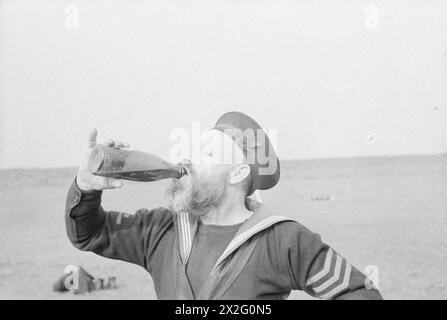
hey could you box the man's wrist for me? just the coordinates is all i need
[67,176,103,219]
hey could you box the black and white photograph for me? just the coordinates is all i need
[0,0,446,303]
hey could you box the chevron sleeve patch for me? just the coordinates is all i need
[282,222,380,299]
[305,249,353,300]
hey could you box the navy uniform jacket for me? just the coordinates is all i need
[65,179,383,300]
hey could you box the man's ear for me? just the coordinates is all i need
[228,164,251,185]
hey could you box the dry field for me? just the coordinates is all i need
[1,155,446,299]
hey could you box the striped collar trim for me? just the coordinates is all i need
[176,211,292,267]
[213,215,291,268]
[177,211,195,264]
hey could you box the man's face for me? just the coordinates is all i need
[166,129,245,216]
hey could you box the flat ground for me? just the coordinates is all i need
[1,155,446,299]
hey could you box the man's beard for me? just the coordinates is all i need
[165,171,227,217]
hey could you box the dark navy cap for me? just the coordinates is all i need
[213,111,280,195]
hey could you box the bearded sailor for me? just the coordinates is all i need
[65,111,383,300]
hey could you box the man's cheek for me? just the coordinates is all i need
[189,166,206,181]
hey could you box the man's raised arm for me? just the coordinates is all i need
[65,129,172,268]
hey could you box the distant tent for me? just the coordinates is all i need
[52,265,95,294]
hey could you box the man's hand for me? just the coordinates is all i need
[76,129,130,192]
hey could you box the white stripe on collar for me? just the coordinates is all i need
[177,211,193,264]
[177,212,292,268]
[214,215,291,268]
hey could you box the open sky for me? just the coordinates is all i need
[1,0,446,168]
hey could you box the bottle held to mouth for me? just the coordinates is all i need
[88,145,186,182]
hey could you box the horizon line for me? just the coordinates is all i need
[1,152,446,171]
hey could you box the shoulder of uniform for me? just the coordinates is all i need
[270,219,310,237]
[267,219,322,250]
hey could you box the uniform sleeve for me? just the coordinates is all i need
[65,178,173,268]
[282,223,383,300]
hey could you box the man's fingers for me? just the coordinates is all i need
[109,179,123,189]
[88,129,98,149]
[104,139,116,147]
[102,178,123,189]
[103,139,129,148]
[88,131,130,150]
[115,140,130,148]
[93,177,123,190]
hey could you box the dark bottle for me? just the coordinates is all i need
[88,145,186,182]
